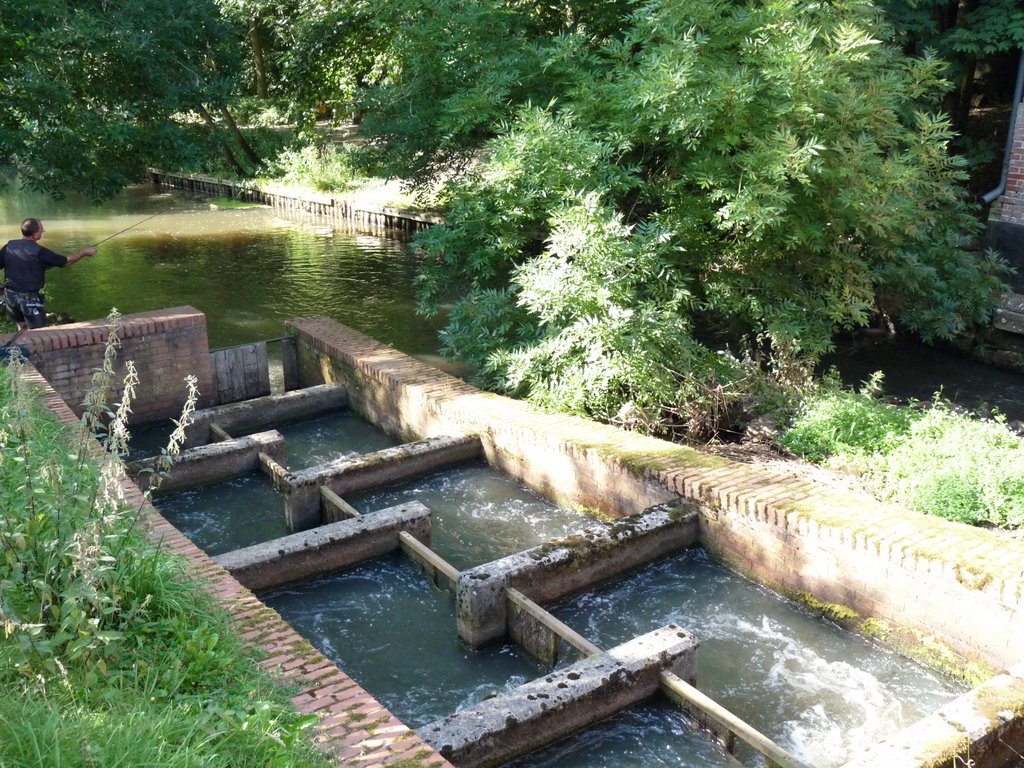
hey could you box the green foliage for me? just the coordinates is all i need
[780,375,919,463]
[408,0,1006,436]
[263,141,358,192]
[868,404,1024,527]
[0,0,247,199]
[782,379,1024,528]
[0,327,329,768]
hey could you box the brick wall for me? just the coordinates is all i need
[19,358,453,768]
[288,316,1024,675]
[1002,107,1024,225]
[2,306,216,423]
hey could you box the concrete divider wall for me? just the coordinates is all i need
[0,306,216,422]
[214,501,433,591]
[185,383,349,447]
[131,430,287,494]
[455,503,700,647]
[419,625,699,768]
[286,317,1024,674]
[17,358,454,768]
[281,434,483,530]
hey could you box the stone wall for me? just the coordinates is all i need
[1,306,216,422]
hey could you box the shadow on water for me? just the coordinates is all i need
[823,334,1024,421]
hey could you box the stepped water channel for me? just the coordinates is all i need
[142,403,964,768]
[5,180,1012,766]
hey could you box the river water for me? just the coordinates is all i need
[156,411,965,768]
[0,181,442,356]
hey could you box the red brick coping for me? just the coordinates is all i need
[19,361,453,768]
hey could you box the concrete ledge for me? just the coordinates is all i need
[130,429,286,494]
[418,624,698,768]
[841,663,1024,768]
[185,383,350,447]
[282,434,483,530]
[456,502,700,647]
[214,501,432,591]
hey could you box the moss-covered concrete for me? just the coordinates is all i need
[288,316,1024,768]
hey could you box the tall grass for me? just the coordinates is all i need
[0,317,329,768]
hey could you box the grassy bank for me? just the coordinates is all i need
[0,339,331,768]
[780,374,1024,529]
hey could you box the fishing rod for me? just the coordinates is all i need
[91,213,161,247]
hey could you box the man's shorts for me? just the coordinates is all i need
[3,288,47,329]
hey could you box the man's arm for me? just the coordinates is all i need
[65,247,97,265]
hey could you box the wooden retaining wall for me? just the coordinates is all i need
[147,169,443,236]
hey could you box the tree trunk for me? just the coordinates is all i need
[198,103,247,177]
[219,106,262,167]
[249,19,268,99]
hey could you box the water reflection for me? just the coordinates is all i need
[0,183,442,353]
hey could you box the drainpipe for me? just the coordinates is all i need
[981,49,1024,205]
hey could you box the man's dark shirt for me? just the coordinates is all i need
[0,238,67,293]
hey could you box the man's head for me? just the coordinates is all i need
[21,218,43,240]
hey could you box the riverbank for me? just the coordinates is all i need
[0,356,333,768]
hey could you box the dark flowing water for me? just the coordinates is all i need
[823,335,1024,421]
[156,413,966,767]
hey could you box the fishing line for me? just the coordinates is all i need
[91,213,161,247]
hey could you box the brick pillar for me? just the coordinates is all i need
[1002,106,1024,225]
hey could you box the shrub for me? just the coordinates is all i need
[264,141,357,192]
[779,375,917,463]
[868,404,1024,527]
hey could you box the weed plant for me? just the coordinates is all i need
[0,317,329,768]
[780,374,1024,528]
[263,141,358,192]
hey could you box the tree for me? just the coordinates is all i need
[0,0,246,199]
[278,0,396,127]
[410,0,1007,437]
[880,0,1024,134]
[354,0,638,181]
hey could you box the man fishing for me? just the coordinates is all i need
[1,218,97,329]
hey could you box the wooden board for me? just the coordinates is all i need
[211,342,270,404]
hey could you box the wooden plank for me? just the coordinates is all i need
[211,343,270,404]
[399,531,460,589]
[210,423,232,442]
[259,451,289,488]
[281,337,300,392]
[659,671,810,768]
[320,486,361,521]
[506,587,602,658]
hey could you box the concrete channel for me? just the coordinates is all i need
[126,376,808,768]
[13,307,1024,768]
